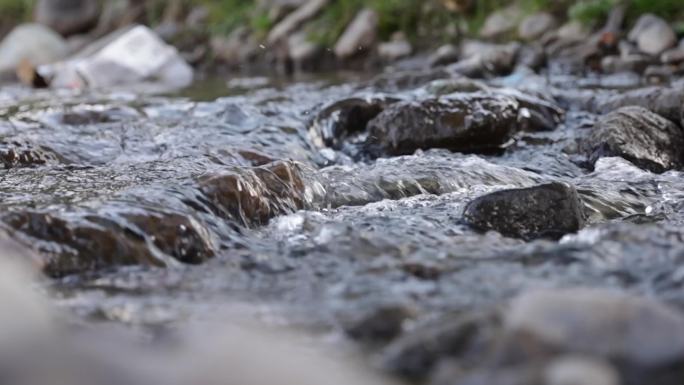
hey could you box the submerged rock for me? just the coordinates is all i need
[582,106,684,173]
[506,289,684,372]
[198,161,324,227]
[365,93,519,156]
[309,95,397,150]
[463,182,584,240]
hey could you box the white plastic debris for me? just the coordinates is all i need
[38,25,193,90]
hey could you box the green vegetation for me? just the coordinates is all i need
[0,0,682,43]
[0,0,34,21]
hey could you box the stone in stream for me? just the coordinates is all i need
[0,140,63,169]
[309,95,399,149]
[34,0,100,37]
[595,86,684,126]
[628,14,677,56]
[198,160,325,227]
[463,182,584,240]
[582,106,684,173]
[3,208,215,277]
[365,93,519,156]
[505,289,684,377]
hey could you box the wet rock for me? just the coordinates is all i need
[35,0,100,37]
[198,161,324,227]
[267,0,329,44]
[309,95,397,150]
[496,88,564,132]
[0,140,62,169]
[506,289,684,370]
[595,86,684,125]
[463,182,583,240]
[334,8,378,59]
[0,24,68,76]
[365,93,519,156]
[480,6,522,39]
[628,14,677,56]
[582,106,684,173]
[123,211,215,265]
[4,212,168,277]
[518,12,557,41]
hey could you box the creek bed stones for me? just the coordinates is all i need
[582,106,684,173]
[463,182,584,240]
[365,93,520,156]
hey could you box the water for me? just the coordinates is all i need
[2,69,684,382]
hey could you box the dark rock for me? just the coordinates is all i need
[3,208,215,277]
[0,140,62,169]
[463,182,583,240]
[582,106,684,173]
[365,93,519,156]
[309,95,398,150]
[34,0,100,37]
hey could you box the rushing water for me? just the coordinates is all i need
[2,68,684,383]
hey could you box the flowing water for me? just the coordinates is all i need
[2,68,684,382]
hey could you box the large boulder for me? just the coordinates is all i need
[0,23,68,75]
[463,182,584,240]
[595,86,684,126]
[34,0,100,37]
[628,14,677,56]
[365,93,519,156]
[582,106,684,173]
